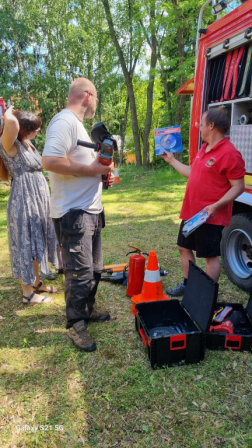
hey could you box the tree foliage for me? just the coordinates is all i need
[0,0,233,159]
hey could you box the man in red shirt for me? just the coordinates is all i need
[161,107,245,296]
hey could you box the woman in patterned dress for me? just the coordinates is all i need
[0,107,57,303]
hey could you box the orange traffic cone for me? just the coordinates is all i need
[114,163,120,184]
[131,250,169,315]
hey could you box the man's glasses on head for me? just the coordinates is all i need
[84,91,99,103]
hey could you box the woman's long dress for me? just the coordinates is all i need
[0,139,57,285]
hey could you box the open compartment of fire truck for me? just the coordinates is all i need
[207,42,252,172]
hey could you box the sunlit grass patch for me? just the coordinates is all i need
[0,170,252,447]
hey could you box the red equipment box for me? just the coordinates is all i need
[135,262,218,368]
[206,295,252,351]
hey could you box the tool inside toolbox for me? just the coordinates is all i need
[210,305,252,335]
[140,300,200,337]
[148,323,187,337]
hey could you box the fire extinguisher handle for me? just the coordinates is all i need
[126,245,143,256]
[126,245,149,257]
[126,250,138,256]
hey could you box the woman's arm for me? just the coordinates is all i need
[160,150,191,178]
[204,178,245,218]
[1,107,19,152]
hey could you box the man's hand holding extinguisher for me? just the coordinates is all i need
[107,170,115,188]
[77,122,118,189]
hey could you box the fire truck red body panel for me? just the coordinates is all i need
[190,1,252,164]
[181,2,252,292]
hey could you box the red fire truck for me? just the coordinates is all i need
[177,0,252,291]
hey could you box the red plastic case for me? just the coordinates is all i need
[135,262,218,368]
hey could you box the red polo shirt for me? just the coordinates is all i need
[180,138,245,227]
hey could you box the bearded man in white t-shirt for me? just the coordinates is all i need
[42,78,114,352]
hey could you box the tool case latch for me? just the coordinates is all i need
[170,334,187,351]
[225,335,242,350]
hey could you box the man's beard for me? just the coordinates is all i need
[83,105,96,119]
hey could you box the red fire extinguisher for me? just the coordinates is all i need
[126,246,148,298]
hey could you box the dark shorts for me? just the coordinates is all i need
[177,220,224,258]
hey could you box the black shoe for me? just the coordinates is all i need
[89,309,110,322]
[68,320,96,351]
[46,271,56,280]
[166,283,186,297]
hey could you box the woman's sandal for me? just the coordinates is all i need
[23,291,52,304]
[33,281,57,294]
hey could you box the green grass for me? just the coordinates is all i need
[0,167,252,448]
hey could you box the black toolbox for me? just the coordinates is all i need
[206,293,252,351]
[135,262,218,368]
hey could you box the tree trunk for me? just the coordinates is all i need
[175,25,185,125]
[172,0,185,161]
[142,1,158,168]
[102,0,142,166]
[96,43,102,122]
[172,1,185,126]
[143,53,158,168]
[13,37,28,100]
[120,95,129,165]
[174,27,185,162]
[142,17,171,131]
[161,72,172,126]
[8,0,27,99]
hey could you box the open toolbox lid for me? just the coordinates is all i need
[246,291,252,322]
[182,261,219,333]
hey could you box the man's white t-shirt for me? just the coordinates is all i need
[43,109,103,219]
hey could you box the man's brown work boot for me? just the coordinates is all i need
[89,309,110,322]
[68,320,96,351]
